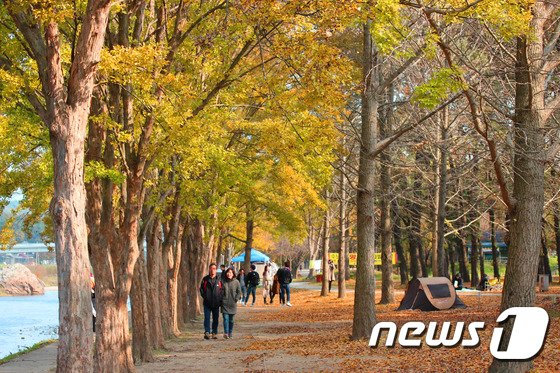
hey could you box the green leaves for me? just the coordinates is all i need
[411,67,467,109]
[84,161,125,185]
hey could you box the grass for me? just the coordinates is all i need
[0,339,56,365]
[26,264,58,287]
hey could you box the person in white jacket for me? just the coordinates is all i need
[262,264,273,305]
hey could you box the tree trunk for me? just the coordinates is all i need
[470,230,480,288]
[479,233,485,279]
[92,189,141,372]
[338,165,348,298]
[146,219,164,349]
[489,207,501,279]
[352,21,377,339]
[447,238,456,278]
[130,252,154,363]
[168,223,184,335]
[436,108,449,277]
[185,218,204,321]
[161,195,182,336]
[392,203,408,284]
[407,217,421,279]
[158,223,172,339]
[7,2,113,370]
[379,82,394,303]
[540,221,552,282]
[412,152,427,277]
[50,114,95,373]
[243,208,254,273]
[94,296,135,372]
[555,199,560,283]
[321,199,331,296]
[455,234,470,282]
[490,22,547,371]
[430,160,440,276]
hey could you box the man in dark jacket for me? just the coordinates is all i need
[277,261,293,307]
[243,264,260,307]
[200,263,223,339]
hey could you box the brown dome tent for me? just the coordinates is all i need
[397,277,467,311]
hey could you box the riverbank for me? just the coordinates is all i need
[0,290,58,360]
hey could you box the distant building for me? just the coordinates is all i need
[0,242,55,265]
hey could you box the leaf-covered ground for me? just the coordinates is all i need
[139,285,560,372]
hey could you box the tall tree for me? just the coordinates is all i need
[352,20,378,339]
[2,1,113,371]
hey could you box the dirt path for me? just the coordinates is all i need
[138,302,345,372]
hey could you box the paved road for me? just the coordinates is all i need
[0,342,56,373]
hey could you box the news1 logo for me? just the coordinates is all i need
[369,307,549,360]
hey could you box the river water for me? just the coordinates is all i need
[0,290,58,359]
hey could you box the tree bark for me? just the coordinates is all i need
[146,219,164,349]
[338,166,348,298]
[379,83,394,303]
[167,221,184,335]
[185,217,204,321]
[321,197,331,296]
[8,1,113,371]
[554,199,560,283]
[352,21,377,339]
[392,202,408,284]
[539,220,552,282]
[413,152,428,277]
[489,207,501,279]
[470,229,480,288]
[447,238,456,278]
[436,108,449,277]
[490,9,548,367]
[455,234,470,282]
[243,207,254,273]
[130,251,154,363]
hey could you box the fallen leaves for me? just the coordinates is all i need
[237,288,560,372]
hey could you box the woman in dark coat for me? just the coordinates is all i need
[269,273,281,304]
[222,267,241,339]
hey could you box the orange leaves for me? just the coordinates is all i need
[238,289,560,371]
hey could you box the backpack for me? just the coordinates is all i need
[280,268,292,285]
[248,271,260,286]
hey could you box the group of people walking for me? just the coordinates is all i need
[237,262,293,307]
[199,261,293,340]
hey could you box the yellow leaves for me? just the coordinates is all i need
[0,215,17,249]
[99,44,167,89]
[451,0,534,39]
[6,0,76,24]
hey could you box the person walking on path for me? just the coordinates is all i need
[328,259,336,292]
[237,268,247,305]
[244,264,260,306]
[221,268,241,339]
[220,264,227,281]
[200,263,224,339]
[277,261,293,307]
[262,264,273,304]
[270,272,280,304]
